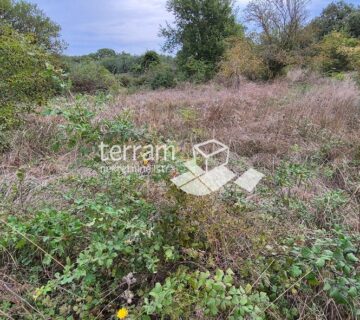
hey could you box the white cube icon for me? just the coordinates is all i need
[193,139,229,172]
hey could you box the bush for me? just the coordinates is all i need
[0,25,63,129]
[312,31,360,75]
[101,53,139,74]
[219,37,269,85]
[69,61,119,94]
[147,64,176,90]
[140,50,160,72]
[116,73,136,88]
[182,57,212,83]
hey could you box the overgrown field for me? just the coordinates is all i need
[1,74,360,319]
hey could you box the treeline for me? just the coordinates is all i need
[63,49,177,93]
[1,0,360,130]
[160,0,360,83]
[219,0,360,83]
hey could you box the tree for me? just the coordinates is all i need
[244,0,310,75]
[346,10,360,38]
[160,0,242,79]
[311,1,355,39]
[310,0,360,39]
[0,25,63,129]
[141,50,161,72]
[94,48,117,59]
[312,31,360,74]
[0,0,65,53]
[245,0,309,50]
[219,37,269,85]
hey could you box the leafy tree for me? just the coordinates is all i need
[69,61,119,94]
[93,48,117,59]
[347,10,360,38]
[160,0,242,79]
[0,25,63,129]
[312,31,360,74]
[141,50,161,72]
[245,0,310,76]
[101,52,139,74]
[219,37,269,85]
[0,0,65,53]
[311,1,360,39]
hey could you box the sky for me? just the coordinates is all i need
[29,0,360,56]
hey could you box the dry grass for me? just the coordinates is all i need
[100,78,360,166]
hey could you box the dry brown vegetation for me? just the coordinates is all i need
[106,75,360,170]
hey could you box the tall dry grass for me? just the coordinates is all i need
[100,78,359,166]
[1,77,359,226]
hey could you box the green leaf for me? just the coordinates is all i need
[240,296,248,306]
[348,287,357,297]
[290,265,302,277]
[315,258,326,268]
[346,253,358,263]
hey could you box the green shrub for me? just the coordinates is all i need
[0,170,181,318]
[0,25,63,130]
[182,57,212,82]
[101,53,139,74]
[48,95,146,154]
[147,64,176,90]
[69,61,119,94]
[245,229,360,319]
[116,73,136,87]
[140,50,160,72]
[142,267,269,319]
[312,31,360,74]
[219,37,270,84]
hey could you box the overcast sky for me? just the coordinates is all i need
[29,0,360,56]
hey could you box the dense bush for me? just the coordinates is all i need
[116,73,136,88]
[69,61,119,94]
[101,53,139,74]
[140,50,160,72]
[146,64,176,89]
[1,171,178,318]
[181,56,212,82]
[0,25,63,130]
[312,31,360,74]
[219,37,269,84]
